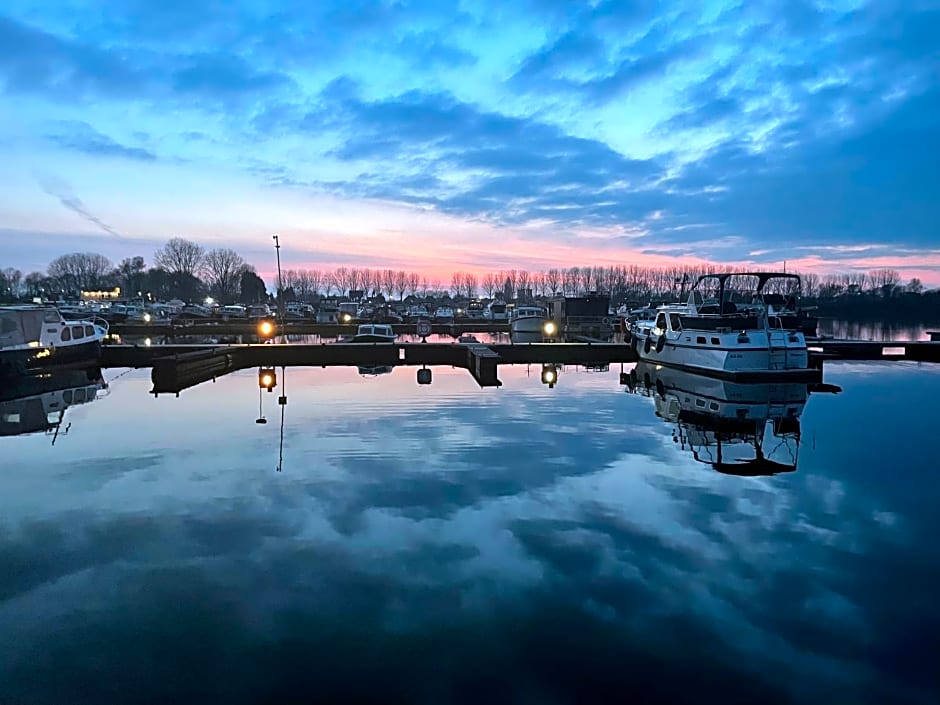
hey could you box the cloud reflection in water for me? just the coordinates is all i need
[0,363,938,704]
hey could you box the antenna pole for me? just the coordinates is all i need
[273,235,285,341]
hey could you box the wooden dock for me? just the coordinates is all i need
[98,337,940,396]
[107,321,511,338]
[102,341,638,393]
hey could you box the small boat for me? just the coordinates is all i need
[457,334,480,344]
[1,306,109,375]
[344,323,397,343]
[218,304,247,320]
[176,303,213,321]
[0,367,107,439]
[483,301,508,321]
[246,303,272,320]
[434,306,455,322]
[510,306,547,335]
[629,272,810,376]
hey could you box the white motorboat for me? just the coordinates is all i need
[1,306,108,375]
[345,323,397,343]
[509,306,547,335]
[434,306,455,322]
[484,301,508,321]
[629,273,810,376]
[1,367,108,439]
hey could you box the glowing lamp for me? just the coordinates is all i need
[259,368,277,391]
[543,320,558,337]
[258,320,274,337]
[541,365,558,388]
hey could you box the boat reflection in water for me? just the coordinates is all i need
[0,367,108,441]
[357,365,394,377]
[628,361,839,476]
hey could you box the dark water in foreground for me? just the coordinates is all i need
[2,362,939,704]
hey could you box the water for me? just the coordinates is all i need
[817,319,940,341]
[2,362,939,704]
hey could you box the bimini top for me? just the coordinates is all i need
[692,272,802,292]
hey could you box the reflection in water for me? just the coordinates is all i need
[818,319,940,342]
[0,367,108,442]
[1,363,939,704]
[626,363,839,475]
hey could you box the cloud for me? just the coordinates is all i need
[46,121,156,161]
[36,176,124,239]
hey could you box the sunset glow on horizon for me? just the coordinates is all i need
[1,1,938,286]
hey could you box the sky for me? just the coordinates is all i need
[0,0,938,284]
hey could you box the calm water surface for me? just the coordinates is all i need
[1,362,939,704]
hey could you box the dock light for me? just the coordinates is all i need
[142,313,152,323]
[541,364,558,388]
[417,367,432,385]
[542,320,558,337]
[259,367,277,391]
[205,297,215,306]
[342,313,352,323]
[258,320,274,338]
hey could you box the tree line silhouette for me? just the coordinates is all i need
[1,238,936,320]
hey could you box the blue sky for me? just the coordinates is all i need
[0,0,938,282]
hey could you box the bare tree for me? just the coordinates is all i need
[1,267,23,298]
[48,252,113,292]
[202,248,246,303]
[381,269,396,298]
[462,272,478,299]
[394,270,408,300]
[407,272,420,297]
[545,268,561,296]
[307,269,323,297]
[154,238,205,276]
[420,276,430,298]
[516,270,530,299]
[450,271,464,297]
[481,272,498,298]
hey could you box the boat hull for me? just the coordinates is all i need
[0,339,102,376]
[632,326,809,376]
[346,335,397,344]
[510,317,546,335]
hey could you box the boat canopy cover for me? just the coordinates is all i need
[0,308,47,348]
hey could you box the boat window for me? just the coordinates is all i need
[697,336,706,344]
[668,313,682,331]
[43,311,61,323]
[61,327,71,341]
[711,337,720,345]
[63,390,73,403]
[72,326,84,339]
[85,325,94,337]
[695,399,706,407]
[654,312,667,332]
[74,388,87,403]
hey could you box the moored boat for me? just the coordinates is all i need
[1,306,108,375]
[629,273,811,377]
[344,323,397,343]
[509,306,547,335]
